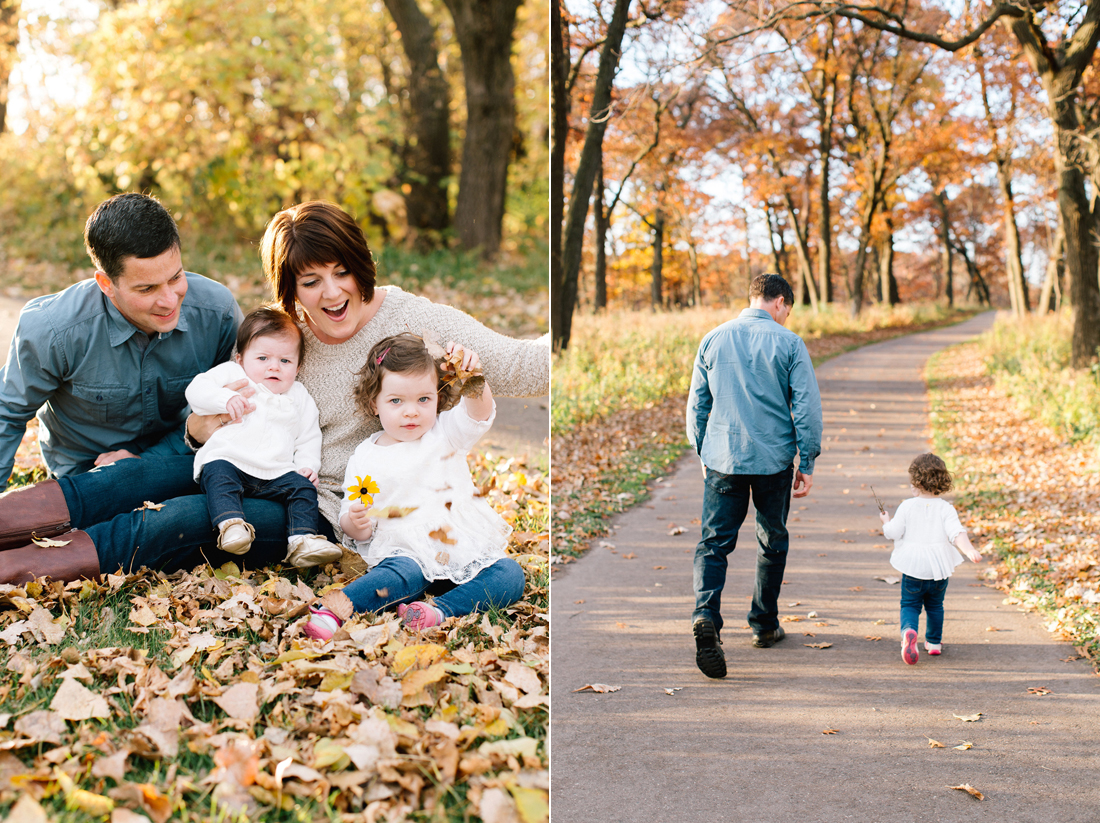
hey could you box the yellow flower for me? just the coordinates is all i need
[347,475,381,506]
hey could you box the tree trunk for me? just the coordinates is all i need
[992,159,1029,315]
[932,191,953,307]
[687,240,701,306]
[781,191,819,312]
[550,0,568,335]
[650,207,664,310]
[878,227,898,306]
[766,204,787,281]
[594,154,608,311]
[381,0,452,241]
[817,71,836,305]
[1005,12,1100,365]
[1039,218,1065,312]
[554,0,631,351]
[0,0,19,135]
[442,0,522,259]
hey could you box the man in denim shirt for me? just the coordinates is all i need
[686,274,822,678]
[0,193,241,501]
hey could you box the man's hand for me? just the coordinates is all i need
[792,470,813,498]
[297,466,318,487]
[187,379,257,445]
[94,449,139,466]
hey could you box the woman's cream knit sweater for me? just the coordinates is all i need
[296,285,549,537]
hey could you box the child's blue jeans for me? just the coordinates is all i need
[342,555,526,618]
[199,460,319,538]
[900,574,950,644]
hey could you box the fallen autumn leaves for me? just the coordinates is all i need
[0,455,549,823]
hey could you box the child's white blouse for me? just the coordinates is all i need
[185,361,321,481]
[340,398,511,584]
[883,496,967,580]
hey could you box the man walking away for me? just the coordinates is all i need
[686,273,823,679]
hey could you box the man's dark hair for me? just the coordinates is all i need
[84,193,181,281]
[749,273,794,305]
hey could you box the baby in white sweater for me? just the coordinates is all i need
[185,307,342,568]
[880,453,982,665]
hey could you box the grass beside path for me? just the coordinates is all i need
[551,304,982,564]
[926,322,1100,669]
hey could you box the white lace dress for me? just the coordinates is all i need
[339,398,511,583]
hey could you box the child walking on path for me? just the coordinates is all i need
[185,307,343,569]
[880,453,982,664]
[305,333,524,639]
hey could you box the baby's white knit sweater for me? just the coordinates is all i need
[185,361,321,481]
[296,285,550,537]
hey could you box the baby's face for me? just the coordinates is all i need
[376,368,439,442]
[236,332,300,394]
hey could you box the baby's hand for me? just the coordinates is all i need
[347,501,375,539]
[297,467,319,487]
[226,394,249,422]
[444,341,480,374]
[879,510,890,524]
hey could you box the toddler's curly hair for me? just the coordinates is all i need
[909,453,953,495]
[354,332,461,417]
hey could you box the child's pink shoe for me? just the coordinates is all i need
[304,606,343,641]
[901,629,919,665]
[925,642,942,656]
[398,601,444,630]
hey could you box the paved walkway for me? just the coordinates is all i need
[550,313,1100,822]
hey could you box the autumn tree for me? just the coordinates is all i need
[745,0,1100,363]
[443,0,523,259]
[0,0,18,135]
[380,0,452,241]
[553,0,632,350]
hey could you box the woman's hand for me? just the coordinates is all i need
[186,380,257,445]
[340,501,375,542]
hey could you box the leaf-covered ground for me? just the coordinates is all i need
[927,340,1100,669]
[551,310,982,566]
[0,452,548,823]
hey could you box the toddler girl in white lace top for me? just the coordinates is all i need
[880,453,981,665]
[305,332,518,639]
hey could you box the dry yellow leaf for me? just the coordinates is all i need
[393,643,447,674]
[949,783,984,800]
[927,738,945,748]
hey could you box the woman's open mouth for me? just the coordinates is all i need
[322,301,349,321]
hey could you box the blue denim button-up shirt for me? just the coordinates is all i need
[686,308,822,476]
[0,273,241,481]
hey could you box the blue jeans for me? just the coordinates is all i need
[56,455,312,574]
[199,460,318,538]
[341,556,526,618]
[900,574,949,644]
[693,465,793,635]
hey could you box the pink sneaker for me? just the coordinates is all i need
[398,601,444,630]
[304,606,343,641]
[926,642,942,656]
[902,629,919,665]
